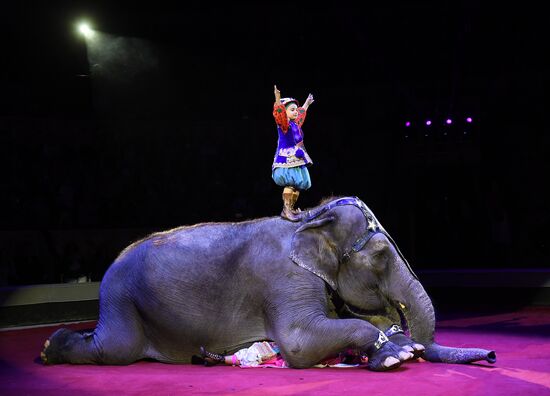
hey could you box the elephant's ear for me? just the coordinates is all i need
[289,216,340,290]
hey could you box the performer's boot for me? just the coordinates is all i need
[292,189,301,213]
[200,346,225,366]
[281,187,301,222]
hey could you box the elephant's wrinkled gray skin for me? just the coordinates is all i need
[41,196,495,370]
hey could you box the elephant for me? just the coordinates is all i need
[41,196,496,371]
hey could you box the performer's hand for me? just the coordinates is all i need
[274,85,281,104]
[303,93,314,110]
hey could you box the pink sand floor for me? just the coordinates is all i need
[1,306,549,395]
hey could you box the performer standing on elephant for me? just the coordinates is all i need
[272,85,315,221]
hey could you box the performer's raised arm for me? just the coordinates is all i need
[295,94,314,127]
[273,85,289,132]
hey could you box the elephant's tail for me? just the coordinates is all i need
[422,342,496,364]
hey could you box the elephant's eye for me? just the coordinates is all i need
[367,250,389,272]
[371,250,388,263]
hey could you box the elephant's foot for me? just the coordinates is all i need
[40,328,73,365]
[387,333,425,359]
[40,339,50,364]
[384,324,425,359]
[366,341,413,372]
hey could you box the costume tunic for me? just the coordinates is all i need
[272,103,313,169]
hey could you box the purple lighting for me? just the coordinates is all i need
[405,121,411,127]
[466,117,473,123]
[446,119,452,125]
[426,120,432,126]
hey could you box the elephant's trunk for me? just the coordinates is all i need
[396,273,496,364]
[397,275,436,346]
[423,343,496,364]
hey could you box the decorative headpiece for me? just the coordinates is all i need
[280,97,299,107]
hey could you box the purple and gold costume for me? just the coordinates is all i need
[272,103,313,169]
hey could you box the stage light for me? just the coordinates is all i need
[466,117,473,123]
[446,119,452,125]
[405,121,411,127]
[78,22,94,39]
[426,120,432,126]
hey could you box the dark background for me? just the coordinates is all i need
[1,2,548,285]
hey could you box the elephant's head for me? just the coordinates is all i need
[290,196,495,364]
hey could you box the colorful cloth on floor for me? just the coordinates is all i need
[233,342,365,368]
[234,341,285,368]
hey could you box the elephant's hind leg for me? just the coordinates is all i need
[41,302,147,365]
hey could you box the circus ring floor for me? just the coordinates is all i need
[1,304,550,396]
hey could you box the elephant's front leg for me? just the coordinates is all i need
[345,307,425,358]
[275,316,413,371]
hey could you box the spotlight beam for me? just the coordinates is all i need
[78,22,94,39]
